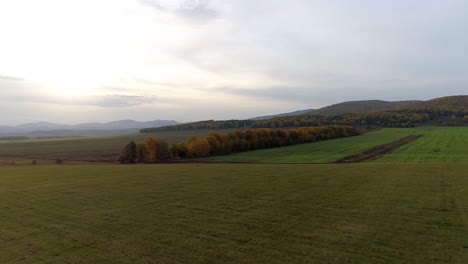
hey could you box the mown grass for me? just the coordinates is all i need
[0,163,467,263]
[0,129,229,162]
[378,126,468,162]
[207,128,417,163]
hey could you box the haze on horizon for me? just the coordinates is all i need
[1,0,467,125]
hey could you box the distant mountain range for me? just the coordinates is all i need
[5,96,467,138]
[0,120,180,138]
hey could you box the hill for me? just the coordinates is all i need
[311,100,421,116]
[249,100,421,121]
[250,108,315,120]
[142,95,467,133]
[396,95,468,115]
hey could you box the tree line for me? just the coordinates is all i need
[397,95,467,117]
[119,125,357,163]
[141,111,429,133]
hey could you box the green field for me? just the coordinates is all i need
[0,163,467,263]
[379,127,468,162]
[208,127,468,163]
[0,129,229,162]
[1,126,467,262]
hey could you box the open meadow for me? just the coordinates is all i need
[1,163,467,263]
[208,127,468,163]
[378,127,468,162]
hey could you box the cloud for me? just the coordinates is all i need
[1,94,158,108]
[139,0,165,11]
[1,0,468,125]
[133,79,179,88]
[0,74,23,81]
[80,94,158,107]
[140,0,219,21]
[210,86,315,104]
[177,0,218,20]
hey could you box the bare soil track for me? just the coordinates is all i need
[336,134,423,163]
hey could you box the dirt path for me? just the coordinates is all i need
[335,134,423,163]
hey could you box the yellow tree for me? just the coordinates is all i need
[188,139,211,158]
[205,135,221,154]
[146,137,158,161]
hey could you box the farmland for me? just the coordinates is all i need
[379,127,468,162]
[1,163,467,263]
[0,129,229,163]
[208,127,468,163]
[1,126,467,165]
[1,125,467,263]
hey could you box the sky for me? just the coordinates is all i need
[0,0,467,125]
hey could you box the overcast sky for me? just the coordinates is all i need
[0,0,467,125]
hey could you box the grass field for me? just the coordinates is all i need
[206,128,413,163]
[379,127,468,162]
[208,127,468,163]
[0,129,229,162]
[1,127,466,164]
[0,163,467,263]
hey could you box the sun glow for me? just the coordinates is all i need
[48,83,96,97]
[0,0,254,103]
[0,0,151,97]
[40,67,112,97]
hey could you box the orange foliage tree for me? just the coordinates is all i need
[146,137,158,161]
[188,139,211,158]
